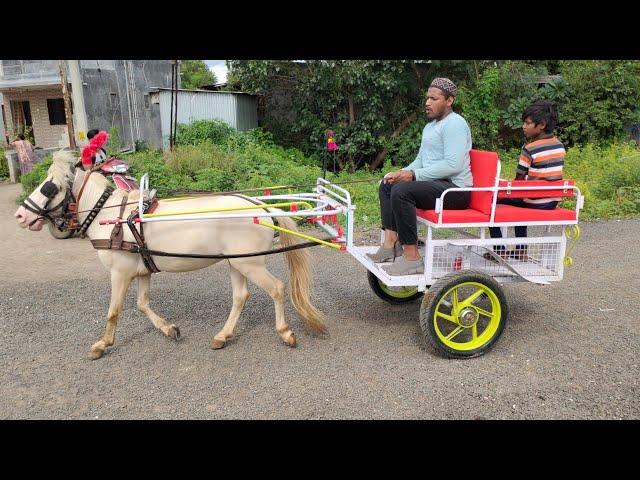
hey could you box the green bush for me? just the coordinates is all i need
[16,155,53,204]
[175,119,235,146]
[0,147,8,180]
[106,125,122,153]
[558,61,640,146]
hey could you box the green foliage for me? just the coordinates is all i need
[24,126,35,146]
[227,60,476,170]
[134,140,150,152]
[557,61,640,146]
[106,125,122,154]
[0,147,8,180]
[384,119,425,167]
[175,119,234,146]
[227,60,640,161]
[457,66,502,150]
[179,60,217,90]
[16,155,54,204]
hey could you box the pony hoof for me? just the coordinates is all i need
[211,339,226,350]
[168,325,181,340]
[88,348,104,360]
[286,334,297,347]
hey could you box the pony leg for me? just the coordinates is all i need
[211,265,249,350]
[137,275,181,340]
[89,270,134,360]
[231,260,295,347]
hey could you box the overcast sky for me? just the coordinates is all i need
[204,60,228,83]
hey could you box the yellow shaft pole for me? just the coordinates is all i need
[255,220,345,250]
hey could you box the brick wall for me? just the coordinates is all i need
[3,87,69,148]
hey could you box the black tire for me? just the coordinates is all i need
[367,270,423,304]
[419,270,508,359]
[48,220,75,239]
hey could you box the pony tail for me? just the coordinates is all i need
[275,214,327,334]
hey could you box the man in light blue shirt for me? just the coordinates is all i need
[367,77,473,275]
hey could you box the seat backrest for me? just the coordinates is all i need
[497,179,575,199]
[468,149,499,214]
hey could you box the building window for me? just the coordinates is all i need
[47,99,67,125]
[109,93,118,109]
[143,94,151,109]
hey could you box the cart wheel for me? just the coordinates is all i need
[420,270,508,358]
[48,220,75,239]
[367,271,423,304]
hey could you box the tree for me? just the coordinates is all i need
[558,60,640,145]
[179,60,217,90]
[227,60,480,171]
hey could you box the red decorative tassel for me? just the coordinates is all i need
[81,130,109,167]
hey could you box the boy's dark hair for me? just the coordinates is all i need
[87,129,100,139]
[522,100,558,133]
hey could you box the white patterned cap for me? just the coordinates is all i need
[430,77,457,97]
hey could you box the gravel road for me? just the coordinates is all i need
[1,182,638,419]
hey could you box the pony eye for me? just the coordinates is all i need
[40,181,59,199]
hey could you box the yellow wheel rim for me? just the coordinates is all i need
[379,281,419,299]
[433,282,502,351]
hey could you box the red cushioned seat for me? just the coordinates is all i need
[418,149,499,224]
[417,208,490,224]
[468,150,500,214]
[493,205,577,222]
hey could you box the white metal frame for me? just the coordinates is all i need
[135,170,582,291]
[346,160,584,290]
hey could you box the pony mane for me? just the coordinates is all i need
[50,150,78,184]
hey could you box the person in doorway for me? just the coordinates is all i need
[10,133,36,174]
[367,77,473,276]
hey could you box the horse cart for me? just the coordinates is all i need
[129,149,582,358]
[15,149,583,359]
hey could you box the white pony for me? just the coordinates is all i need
[14,151,326,359]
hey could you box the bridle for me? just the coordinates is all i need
[21,175,76,228]
[21,164,114,234]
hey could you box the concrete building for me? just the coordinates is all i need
[0,60,175,151]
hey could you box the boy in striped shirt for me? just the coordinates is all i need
[487,100,565,261]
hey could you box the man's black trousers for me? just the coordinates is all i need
[379,179,470,245]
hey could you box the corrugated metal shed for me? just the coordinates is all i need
[155,89,258,149]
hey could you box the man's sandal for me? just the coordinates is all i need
[366,242,403,263]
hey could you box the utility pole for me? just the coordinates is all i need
[58,60,76,150]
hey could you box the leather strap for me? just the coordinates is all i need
[108,195,129,250]
[126,210,161,273]
[91,239,139,252]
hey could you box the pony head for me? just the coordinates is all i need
[14,150,78,231]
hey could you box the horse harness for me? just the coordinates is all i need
[91,192,162,274]
[21,178,75,228]
[23,168,320,274]
[90,193,280,274]
[88,192,328,274]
